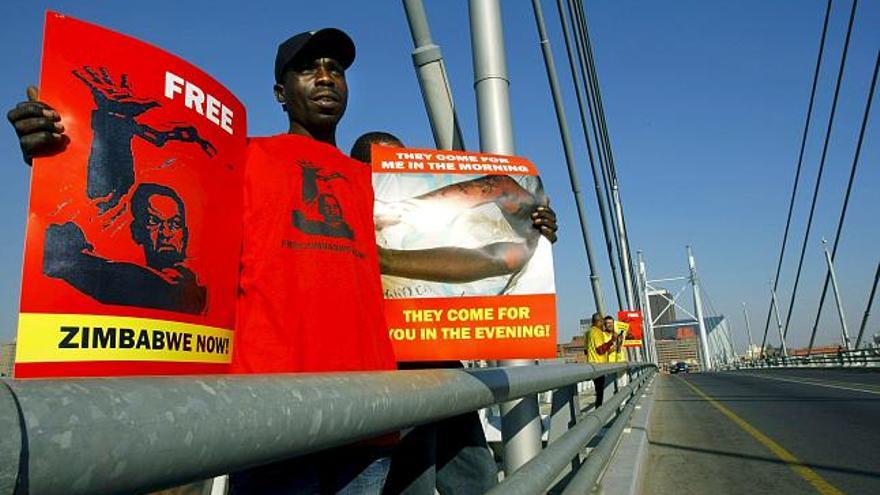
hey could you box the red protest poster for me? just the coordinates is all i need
[15,12,246,377]
[618,310,644,347]
[372,145,558,360]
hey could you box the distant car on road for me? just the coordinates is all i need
[670,362,689,374]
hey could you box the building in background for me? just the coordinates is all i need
[656,337,701,371]
[557,335,586,363]
[653,316,734,371]
[743,344,762,360]
[579,318,591,335]
[0,341,15,378]
[788,345,840,356]
[648,289,677,326]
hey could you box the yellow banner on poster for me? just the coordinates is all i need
[16,313,233,363]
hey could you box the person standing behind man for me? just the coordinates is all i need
[604,315,627,363]
[585,312,618,407]
[350,131,558,494]
[604,314,628,389]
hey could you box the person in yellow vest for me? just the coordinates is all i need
[604,315,628,363]
[605,315,631,392]
[585,312,618,406]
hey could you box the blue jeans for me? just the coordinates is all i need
[382,413,497,494]
[384,361,498,495]
[230,446,391,494]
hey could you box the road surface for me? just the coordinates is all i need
[641,370,880,495]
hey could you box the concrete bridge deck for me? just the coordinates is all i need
[641,370,880,495]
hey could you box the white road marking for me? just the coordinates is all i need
[739,373,880,395]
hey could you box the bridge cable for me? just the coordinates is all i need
[567,0,615,219]
[567,0,625,297]
[570,0,639,309]
[779,0,859,345]
[806,49,878,353]
[554,0,626,309]
[853,260,879,349]
[577,0,641,308]
[758,0,834,357]
[697,275,739,363]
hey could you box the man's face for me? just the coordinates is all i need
[603,318,615,333]
[143,194,186,268]
[275,56,348,133]
[319,194,343,223]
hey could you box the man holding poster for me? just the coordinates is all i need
[8,16,397,493]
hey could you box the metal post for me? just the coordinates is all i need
[638,251,657,364]
[742,302,754,360]
[854,261,879,349]
[823,239,852,349]
[687,246,712,371]
[0,384,22,495]
[633,254,648,363]
[470,0,514,152]
[530,0,606,315]
[469,0,542,472]
[612,184,636,308]
[769,285,789,357]
[637,260,657,364]
[402,0,465,150]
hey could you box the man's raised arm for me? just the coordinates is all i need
[379,239,538,283]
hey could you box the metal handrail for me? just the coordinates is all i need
[560,374,645,495]
[731,347,880,370]
[487,369,652,495]
[0,362,653,495]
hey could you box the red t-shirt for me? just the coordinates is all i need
[231,134,395,373]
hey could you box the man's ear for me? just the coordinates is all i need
[273,83,286,104]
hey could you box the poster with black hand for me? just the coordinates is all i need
[15,12,246,377]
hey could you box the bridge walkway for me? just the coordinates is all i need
[640,371,880,495]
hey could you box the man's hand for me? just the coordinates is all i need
[596,336,617,355]
[72,66,159,118]
[6,86,68,165]
[531,204,558,243]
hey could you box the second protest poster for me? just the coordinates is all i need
[372,146,557,361]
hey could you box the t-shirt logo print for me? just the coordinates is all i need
[291,160,354,240]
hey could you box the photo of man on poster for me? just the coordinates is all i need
[43,182,206,315]
[29,66,215,315]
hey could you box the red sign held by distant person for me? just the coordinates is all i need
[618,310,644,347]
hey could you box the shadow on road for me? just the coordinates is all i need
[647,439,880,480]
[655,396,880,403]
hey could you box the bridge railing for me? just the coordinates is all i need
[0,362,655,495]
[732,348,880,370]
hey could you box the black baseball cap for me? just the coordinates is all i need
[274,28,356,83]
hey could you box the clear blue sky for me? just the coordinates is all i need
[0,1,877,351]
